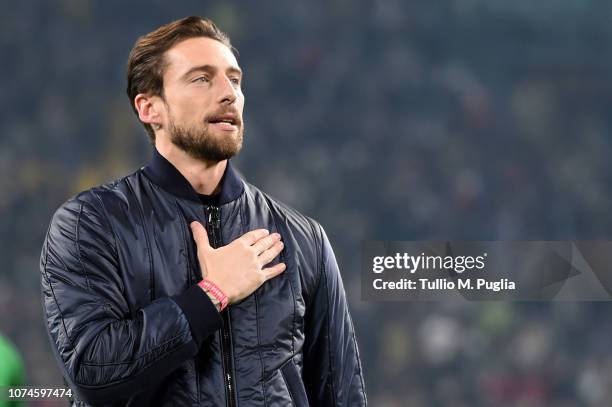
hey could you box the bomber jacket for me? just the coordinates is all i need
[40,149,367,406]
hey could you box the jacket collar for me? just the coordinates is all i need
[143,148,244,205]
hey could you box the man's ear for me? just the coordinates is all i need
[134,93,164,127]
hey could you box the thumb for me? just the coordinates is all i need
[190,221,211,250]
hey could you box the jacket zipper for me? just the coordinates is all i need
[184,215,201,405]
[205,204,236,407]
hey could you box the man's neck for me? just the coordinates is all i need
[155,140,226,196]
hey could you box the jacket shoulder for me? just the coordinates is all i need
[77,169,142,207]
[48,170,144,238]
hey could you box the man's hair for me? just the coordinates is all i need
[126,16,234,143]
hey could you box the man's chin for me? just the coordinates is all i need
[178,142,242,163]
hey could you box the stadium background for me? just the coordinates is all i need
[2,1,612,406]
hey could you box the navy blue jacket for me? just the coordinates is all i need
[40,150,367,406]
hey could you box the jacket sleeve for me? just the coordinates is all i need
[40,194,222,405]
[302,225,367,406]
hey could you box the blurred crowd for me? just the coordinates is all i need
[2,1,612,406]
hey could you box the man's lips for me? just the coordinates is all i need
[207,112,241,131]
[207,113,239,124]
[209,121,239,131]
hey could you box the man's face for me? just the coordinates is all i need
[160,37,244,162]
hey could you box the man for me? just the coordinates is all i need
[41,16,366,406]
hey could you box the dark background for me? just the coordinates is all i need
[2,1,612,406]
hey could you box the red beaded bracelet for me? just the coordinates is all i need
[198,279,229,311]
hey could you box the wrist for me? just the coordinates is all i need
[198,278,229,311]
[200,287,222,312]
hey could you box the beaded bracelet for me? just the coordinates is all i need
[198,279,229,311]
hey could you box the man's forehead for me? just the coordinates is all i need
[164,37,239,76]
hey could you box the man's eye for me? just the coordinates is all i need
[230,78,241,85]
[193,76,209,83]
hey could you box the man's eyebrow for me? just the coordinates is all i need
[181,64,243,80]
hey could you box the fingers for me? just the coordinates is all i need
[258,239,284,266]
[252,233,281,254]
[261,263,286,281]
[190,221,210,250]
[240,229,270,246]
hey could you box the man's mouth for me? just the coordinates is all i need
[207,113,240,131]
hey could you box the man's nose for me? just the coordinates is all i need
[216,76,239,105]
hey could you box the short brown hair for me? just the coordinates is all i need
[126,16,234,142]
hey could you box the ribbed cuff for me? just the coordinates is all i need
[173,285,223,347]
